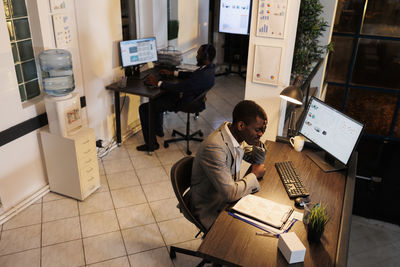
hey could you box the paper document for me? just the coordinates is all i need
[232,194,294,229]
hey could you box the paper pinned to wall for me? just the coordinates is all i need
[52,14,72,48]
[252,45,282,85]
[256,0,288,38]
[50,0,67,12]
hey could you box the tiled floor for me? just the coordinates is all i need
[0,75,399,266]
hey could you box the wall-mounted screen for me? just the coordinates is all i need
[219,0,252,35]
[120,37,158,68]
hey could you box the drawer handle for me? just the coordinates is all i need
[88,176,95,181]
[84,149,91,154]
[86,167,93,173]
[83,140,90,144]
[85,158,92,164]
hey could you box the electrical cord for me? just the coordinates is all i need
[97,139,118,158]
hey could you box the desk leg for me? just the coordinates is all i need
[114,91,122,146]
[147,99,155,155]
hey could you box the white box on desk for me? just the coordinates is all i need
[278,232,306,264]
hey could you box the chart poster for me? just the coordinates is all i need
[219,0,251,35]
[50,0,67,12]
[256,0,287,38]
[252,45,282,85]
[52,14,72,48]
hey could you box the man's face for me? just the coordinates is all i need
[241,116,267,145]
[196,47,205,66]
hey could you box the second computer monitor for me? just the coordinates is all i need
[298,97,364,172]
[120,37,157,68]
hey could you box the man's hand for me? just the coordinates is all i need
[251,164,266,179]
[159,69,173,77]
[145,74,158,86]
[243,142,266,164]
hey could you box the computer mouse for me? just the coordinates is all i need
[294,197,305,208]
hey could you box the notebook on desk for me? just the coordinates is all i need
[231,194,294,229]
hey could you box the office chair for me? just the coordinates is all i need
[169,156,209,266]
[164,91,208,155]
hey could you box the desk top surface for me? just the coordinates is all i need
[198,140,356,267]
[105,78,164,98]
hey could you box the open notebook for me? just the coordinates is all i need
[231,194,294,229]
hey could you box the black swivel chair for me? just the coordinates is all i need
[169,156,208,266]
[164,91,208,155]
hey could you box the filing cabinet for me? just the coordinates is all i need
[41,127,100,200]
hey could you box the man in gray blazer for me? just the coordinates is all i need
[188,100,268,229]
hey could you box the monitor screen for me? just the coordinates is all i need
[219,0,251,35]
[120,37,158,68]
[298,97,364,166]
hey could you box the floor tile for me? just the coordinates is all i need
[155,149,185,165]
[3,203,41,230]
[130,153,162,170]
[78,191,114,215]
[97,175,109,193]
[42,192,66,202]
[106,170,140,190]
[87,256,130,267]
[80,210,119,238]
[0,224,41,256]
[103,158,134,174]
[157,217,198,245]
[110,186,147,208]
[129,247,173,267]
[169,239,204,267]
[42,217,81,246]
[42,198,78,222]
[136,166,169,185]
[122,223,164,254]
[101,146,130,162]
[0,248,40,267]
[116,203,155,229]
[41,239,84,267]
[83,231,126,265]
[149,198,182,222]
[98,159,105,175]
[142,181,175,202]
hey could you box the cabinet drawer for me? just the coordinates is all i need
[76,136,95,156]
[80,163,99,183]
[78,153,96,169]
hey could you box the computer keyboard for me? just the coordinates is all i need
[275,161,310,198]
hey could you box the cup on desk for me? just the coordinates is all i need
[290,136,305,152]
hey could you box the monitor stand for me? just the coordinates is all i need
[305,150,345,173]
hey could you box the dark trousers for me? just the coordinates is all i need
[139,94,179,145]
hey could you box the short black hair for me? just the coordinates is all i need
[200,44,216,62]
[232,100,267,125]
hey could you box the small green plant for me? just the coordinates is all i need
[307,203,329,241]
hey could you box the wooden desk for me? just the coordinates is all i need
[198,141,356,267]
[106,77,164,151]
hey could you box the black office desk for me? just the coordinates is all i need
[198,141,356,267]
[106,78,165,153]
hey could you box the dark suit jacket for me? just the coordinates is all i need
[160,64,215,109]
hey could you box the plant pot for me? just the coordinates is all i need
[307,229,323,242]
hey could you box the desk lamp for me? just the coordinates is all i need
[280,77,303,137]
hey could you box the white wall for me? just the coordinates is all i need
[245,0,301,140]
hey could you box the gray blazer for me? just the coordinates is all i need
[188,122,260,229]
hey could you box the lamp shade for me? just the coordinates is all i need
[280,76,304,105]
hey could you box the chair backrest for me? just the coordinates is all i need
[180,90,208,114]
[170,156,208,234]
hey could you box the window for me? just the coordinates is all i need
[3,0,40,102]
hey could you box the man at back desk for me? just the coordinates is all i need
[187,100,268,229]
[136,44,216,152]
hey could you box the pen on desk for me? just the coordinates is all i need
[256,232,277,237]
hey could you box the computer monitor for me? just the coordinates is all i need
[219,0,252,35]
[120,37,157,68]
[298,97,364,172]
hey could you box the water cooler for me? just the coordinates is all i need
[39,49,82,137]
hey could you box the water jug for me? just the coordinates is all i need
[39,49,75,96]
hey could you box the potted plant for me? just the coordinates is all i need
[307,203,329,242]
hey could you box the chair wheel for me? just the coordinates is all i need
[172,132,176,137]
[199,131,203,137]
[186,150,192,155]
[164,142,169,148]
[169,248,176,259]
